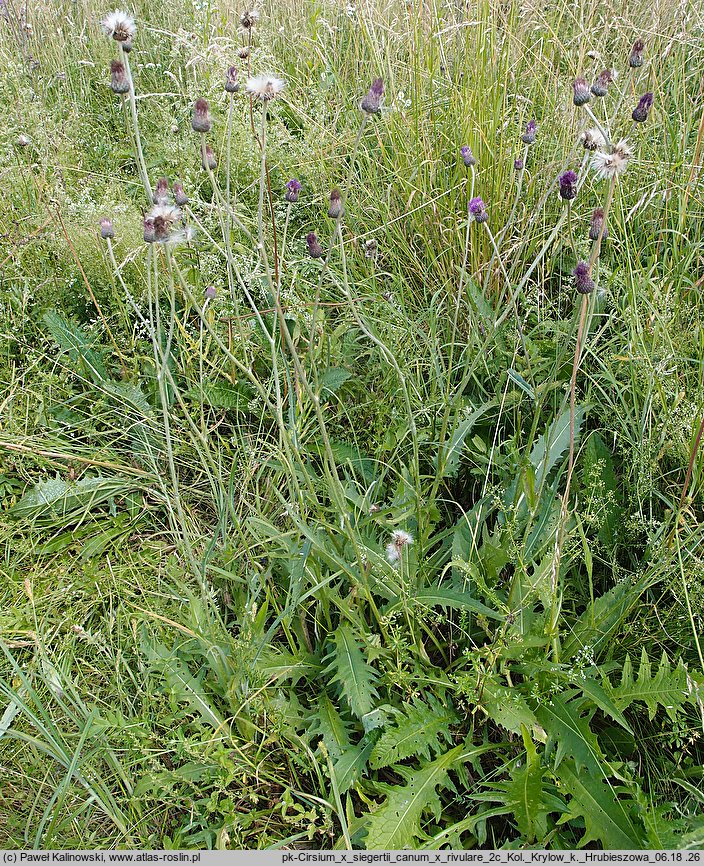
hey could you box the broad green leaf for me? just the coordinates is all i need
[536,692,604,776]
[607,648,698,722]
[43,310,107,383]
[558,760,644,848]
[364,745,464,849]
[482,679,539,735]
[11,476,138,521]
[382,587,503,621]
[434,402,496,480]
[319,367,352,395]
[310,694,352,761]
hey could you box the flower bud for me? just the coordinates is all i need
[361,78,384,114]
[285,178,301,203]
[173,182,189,206]
[559,170,578,200]
[99,217,115,239]
[225,66,239,93]
[629,38,645,68]
[521,119,537,144]
[327,188,344,219]
[306,232,323,258]
[201,144,217,170]
[204,285,217,300]
[110,60,130,94]
[591,69,613,97]
[192,98,212,133]
[514,157,524,171]
[589,207,608,241]
[574,261,595,294]
[143,217,156,243]
[572,77,591,106]
[632,91,653,122]
[153,177,170,205]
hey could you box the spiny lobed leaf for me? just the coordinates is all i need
[325,625,379,719]
[535,692,605,776]
[370,695,457,769]
[364,745,464,849]
[606,648,701,721]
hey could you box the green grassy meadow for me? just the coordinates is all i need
[1,0,704,849]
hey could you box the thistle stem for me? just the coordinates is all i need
[119,45,152,203]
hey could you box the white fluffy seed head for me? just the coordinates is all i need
[385,529,414,564]
[591,139,632,180]
[101,10,136,41]
[245,74,285,101]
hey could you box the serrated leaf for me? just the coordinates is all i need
[325,625,379,719]
[364,745,464,849]
[535,692,604,776]
[370,696,456,769]
[383,587,503,621]
[558,760,644,848]
[43,310,107,384]
[482,679,539,735]
[185,380,253,411]
[319,368,352,395]
[607,649,697,722]
[309,694,352,761]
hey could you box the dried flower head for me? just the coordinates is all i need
[201,144,217,170]
[245,74,285,101]
[591,68,613,97]
[149,204,182,242]
[122,38,132,52]
[460,145,476,167]
[306,232,323,259]
[364,238,378,259]
[239,8,259,29]
[559,170,578,200]
[192,98,212,133]
[284,178,301,203]
[469,196,488,222]
[574,261,595,294]
[17,133,31,147]
[237,46,250,60]
[514,157,524,171]
[109,60,130,94]
[153,176,170,205]
[361,77,384,114]
[591,138,632,180]
[101,10,136,42]
[589,207,608,241]
[572,77,591,106]
[173,182,188,206]
[99,217,115,239]
[521,119,537,144]
[328,188,344,219]
[581,127,606,151]
[629,38,645,68]
[632,91,654,122]
[385,529,413,564]
[204,285,217,300]
[225,65,240,93]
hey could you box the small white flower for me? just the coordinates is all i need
[101,10,136,42]
[591,139,632,180]
[245,74,285,101]
[385,529,414,564]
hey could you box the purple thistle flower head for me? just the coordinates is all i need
[328,188,344,219]
[225,66,239,93]
[521,119,537,144]
[632,92,654,122]
[574,261,595,294]
[306,232,323,259]
[589,207,608,241]
[204,285,217,300]
[173,182,188,206]
[591,68,613,98]
[153,176,170,205]
[572,77,591,106]
[143,217,156,244]
[361,78,384,114]
[469,196,488,223]
[201,144,217,170]
[192,98,212,133]
[514,157,524,171]
[99,217,115,239]
[109,60,130,95]
[460,145,476,167]
[629,38,645,68]
[285,178,302,203]
[559,170,578,200]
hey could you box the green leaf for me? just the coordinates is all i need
[434,403,496,480]
[536,692,604,776]
[607,649,699,722]
[43,310,107,384]
[364,745,464,849]
[370,696,456,769]
[482,679,540,736]
[309,694,352,761]
[531,407,585,490]
[319,368,352,395]
[561,577,650,661]
[325,625,379,719]
[11,476,138,522]
[382,587,504,621]
[186,380,252,412]
[557,760,644,848]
